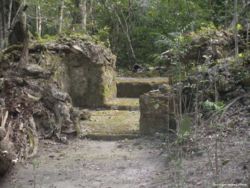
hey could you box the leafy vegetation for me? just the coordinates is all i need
[1,0,249,68]
[203,100,225,112]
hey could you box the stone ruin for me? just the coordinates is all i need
[0,37,117,176]
[140,28,250,136]
[42,39,117,108]
[140,89,177,135]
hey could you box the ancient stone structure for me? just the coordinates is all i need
[45,40,117,108]
[139,55,250,135]
[117,77,168,98]
[0,37,117,176]
[140,90,177,135]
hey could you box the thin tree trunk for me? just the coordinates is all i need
[2,0,6,41]
[20,0,29,65]
[36,5,38,34]
[72,0,87,32]
[224,0,228,26]
[0,0,4,49]
[1,0,6,48]
[79,0,87,31]
[36,4,42,37]
[38,7,42,36]
[58,0,64,33]
[7,0,13,29]
[113,6,137,64]
[234,0,239,62]
[88,0,94,32]
[247,22,249,51]
[10,1,23,30]
[22,0,26,29]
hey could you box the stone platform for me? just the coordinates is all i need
[104,98,139,111]
[116,77,169,98]
[78,75,170,139]
[80,110,140,140]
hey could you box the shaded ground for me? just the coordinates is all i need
[0,138,168,188]
[0,124,249,188]
[0,95,249,188]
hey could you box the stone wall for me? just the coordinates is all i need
[44,40,117,108]
[140,91,177,135]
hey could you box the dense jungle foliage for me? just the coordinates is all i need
[1,0,249,67]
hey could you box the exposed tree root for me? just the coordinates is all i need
[26,117,38,159]
[219,93,250,122]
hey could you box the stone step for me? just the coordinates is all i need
[80,110,140,140]
[116,77,169,98]
[104,98,139,111]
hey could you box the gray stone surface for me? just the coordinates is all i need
[139,90,176,135]
[117,77,168,98]
[44,40,117,108]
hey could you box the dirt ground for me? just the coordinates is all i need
[0,138,169,188]
[0,131,249,188]
[0,103,249,188]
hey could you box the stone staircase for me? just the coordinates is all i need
[81,110,140,140]
[104,98,139,111]
[80,77,168,140]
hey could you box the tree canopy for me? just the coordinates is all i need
[0,0,249,67]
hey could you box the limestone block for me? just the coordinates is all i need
[45,40,117,108]
[117,77,168,98]
[140,91,177,135]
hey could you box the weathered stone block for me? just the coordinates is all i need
[45,41,117,108]
[117,77,168,98]
[139,91,177,135]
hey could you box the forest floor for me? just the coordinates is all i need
[0,137,169,188]
[0,124,249,188]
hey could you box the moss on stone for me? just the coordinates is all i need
[81,110,139,139]
[104,98,139,111]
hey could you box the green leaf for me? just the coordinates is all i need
[179,115,192,136]
[203,100,224,112]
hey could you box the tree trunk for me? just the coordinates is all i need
[247,22,249,51]
[79,0,87,31]
[0,0,24,49]
[113,5,137,65]
[0,0,6,49]
[36,4,42,37]
[72,0,87,32]
[58,0,64,33]
[7,0,13,29]
[234,0,239,61]
[0,0,3,49]
[88,0,94,33]
[19,0,29,65]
